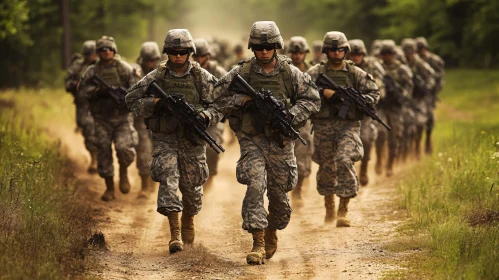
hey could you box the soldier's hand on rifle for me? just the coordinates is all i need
[241,96,253,105]
[154,97,160,104]
[323,88,336,99]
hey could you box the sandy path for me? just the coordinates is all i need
[45,119,408,280]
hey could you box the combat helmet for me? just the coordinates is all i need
[312,40,322,53]
[415,37,429,50]
[137,42,161,64]
[380,40,397,54]
[193,38,211,56]
[288,36,310,53]
[348,39,367,55]
[321,31,350,53]
[248,21,284,49]
[162,29,196,54]
[96,36,118,53]
[82,40,96,55]
[401,38,417,53]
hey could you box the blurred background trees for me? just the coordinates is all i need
[1,0,498,88]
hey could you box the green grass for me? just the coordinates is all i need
[386,69,499,279]
[0,89,93,279]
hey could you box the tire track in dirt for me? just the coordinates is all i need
[45,116,409,279]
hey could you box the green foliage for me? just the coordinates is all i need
[0,89,94,278]
[390,69,499,279]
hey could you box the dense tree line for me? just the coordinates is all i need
[0,0,498,88]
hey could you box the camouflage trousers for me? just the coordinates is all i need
[312,119,363,198]
[425,95,436,133]
[151,132,208,216]
[206,122,225,177]
[94,114,138,178]
[360,117,378,163]
[376,108,404,163]
[295,121,314,178]
[133,116,152,176]
[76,101,98,153]
[236,133,297,231]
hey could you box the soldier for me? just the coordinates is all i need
[65,40,98,174]
[307,32,380,227]
[375,40,413,176]
[132,42,162,198]
[192,38,227,183]
[201,21,320,265]
[401,38,436,159]
[78,36,138,201]
[310,40,325,65]
[416,37,445,154]
[347,39,386,186]
[126,29,217,254]
[287,36,314,199]
[370,39,382,58]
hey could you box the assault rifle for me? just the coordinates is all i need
[147,81,225,154]
[89,74,127,110]
[412,74,430,99]
[315,73,391,130]
[228,74,307,145]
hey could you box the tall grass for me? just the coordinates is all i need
[0,90,93,279]
[390,70,499,279]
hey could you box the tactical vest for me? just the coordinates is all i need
[90,59,128,117]
[145,61,203,134]
[314,61,361,120]
[230,56,294,135]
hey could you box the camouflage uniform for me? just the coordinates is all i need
[288,36,314,190]
[193,38,228,178]
[416,37,445,154]
[64,41,98,165]
[377,40,413,175]
[126,32,217,218]
[79,39,138,178]
[402,38,435,158]
[202,23,320,234]
[348,39,386,186]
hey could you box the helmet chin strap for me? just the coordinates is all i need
[253,49,278,65]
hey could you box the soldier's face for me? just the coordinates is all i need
[98,47,115,61]
[405,51,415,61]
[349,53,364,65]
[143,58,160,71]
[327,48,346,64]
[192,54,209,66]
[167,48,189,65]
[254,48,275,63]
[381,53,395,64]
[290,52,306,65]
[87,52,97,62]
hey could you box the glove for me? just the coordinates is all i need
[155,98,169,114]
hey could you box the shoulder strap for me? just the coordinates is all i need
[190,63,203,96]
[279,58,295,104]
[344,61,358,87]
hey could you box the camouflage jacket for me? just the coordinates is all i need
[205,60,228,79]
[307,60,380,105]
[294,60,312,73]
[356,56,385,99]
[64,54,95,94]
[407,55,436,95]
[421,52,445,93]
[126,60,217,119]
[202,56,321,127]
[78,58,138,117]
[381,60,413,100]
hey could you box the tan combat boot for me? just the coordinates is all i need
[181,212,195,244]
[291,176,304,200]
[246,229,266,265]
[137,175,151,199]
[264,227,278,259]
[167,212,183,253]
[336,197,351,227]
[119,165,131,194]
[101,176,115,202]
[324,194,335,223]
[88,152,98,174]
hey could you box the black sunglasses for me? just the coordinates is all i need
[167,49,190,56]
[327,47,347,53]
[252,45,275,51]
[98,47,114,52]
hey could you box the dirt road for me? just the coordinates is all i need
[46,122,408,279]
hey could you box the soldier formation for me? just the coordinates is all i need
[64,21,445,266]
